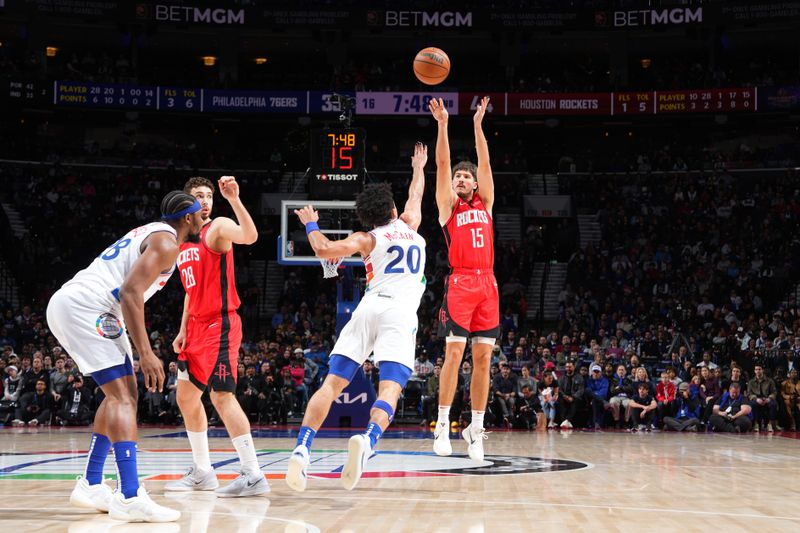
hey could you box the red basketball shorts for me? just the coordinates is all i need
[438,268,500,341]
[178,312,241,392]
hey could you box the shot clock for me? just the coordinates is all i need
[308,127,367,200]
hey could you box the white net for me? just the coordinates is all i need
[320,256,344,278]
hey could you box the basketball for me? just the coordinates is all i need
[413,47,450,85]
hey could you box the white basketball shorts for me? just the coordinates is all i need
[331,293,418,370]
[46,283,133,375]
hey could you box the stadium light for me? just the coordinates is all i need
[202,56,217,67]
[46,46,58,57]
[255,57,268,65]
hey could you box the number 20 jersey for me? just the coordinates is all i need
[364,219,426,303]
[442,192,494,270]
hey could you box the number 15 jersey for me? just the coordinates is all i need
[442,192,494,270]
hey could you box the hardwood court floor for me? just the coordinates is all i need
[0,425,798,532]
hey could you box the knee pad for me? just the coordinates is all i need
[377,361,412,388]
[372,399,394,422]
[328,354,360,382]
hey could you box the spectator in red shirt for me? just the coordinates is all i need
[656,371,677,426]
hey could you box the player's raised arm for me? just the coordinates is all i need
[429,98,456,224]
[118,232,179,392]
[473,96,495,215]
[294,205,374,259]
[400,142,427,232]
[207,176,258,250]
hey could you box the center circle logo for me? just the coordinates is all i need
[0,448,591,479]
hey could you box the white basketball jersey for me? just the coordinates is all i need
[64,222,177,307]
[364,219,426,303]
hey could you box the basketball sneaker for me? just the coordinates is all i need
[432,421,452,456]
[462,423,488,462]
[108,485,181,523]
[163,465,219,492]
[214,470,270,498]
[286,445,310,492]
[70,475,115,512]
[341,434,371,491]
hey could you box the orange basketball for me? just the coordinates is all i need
[413,47,450,85]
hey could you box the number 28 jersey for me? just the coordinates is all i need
[364,219,426,303]
[177,223,240,320]
[442,192,494,270]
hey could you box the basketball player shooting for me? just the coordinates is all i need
[285,143,428,492]
[428,96,499,461]
[47,190,203,522]
[166,176,269,497]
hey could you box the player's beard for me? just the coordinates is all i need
[186,231,201,244]
[455,188,474,201]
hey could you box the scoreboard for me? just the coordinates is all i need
[614,88,756,115]
[308,128,367,200]
[4,80,766,116]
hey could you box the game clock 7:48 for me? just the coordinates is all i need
[309,128,366,200]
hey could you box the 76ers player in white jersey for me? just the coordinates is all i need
[46,191,203,522]
[286,143,427,492]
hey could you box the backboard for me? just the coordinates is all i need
[278,199,364,266]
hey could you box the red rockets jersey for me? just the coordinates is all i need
[177,223,240,319]
[441,192,494,270]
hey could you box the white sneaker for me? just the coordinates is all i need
[163,465,219,492]
[11,419,24,427]
[108,485,180,523]
[433,421,452,456]
[285,446,310,492]
[547,421,556,429]
[341,434,371,491]
[560,420,573,429]
[214,470,270,498]
[70,476,115,512]
[462,424,488,462]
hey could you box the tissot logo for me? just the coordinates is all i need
[153,4,245,25]
[316,174,359,181]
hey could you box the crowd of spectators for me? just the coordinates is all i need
[2,163,800,435]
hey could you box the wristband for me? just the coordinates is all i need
[305,221,320,235]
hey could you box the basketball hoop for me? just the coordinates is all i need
[320,257,344,278]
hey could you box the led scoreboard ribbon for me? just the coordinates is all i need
[5,82,762,115]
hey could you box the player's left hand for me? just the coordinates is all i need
[218,176,240,201]
[411,142,427,169]
[473,96,490,126]
[294,205,319,225]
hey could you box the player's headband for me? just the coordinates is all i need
[161,199,201,220]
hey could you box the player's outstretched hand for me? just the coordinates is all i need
[411,142,427,169]
[473,96,490,126]
[429,98,448,123]
[294,205,319,225]
[140,350,166,392]
[172,330,186,354]
[218,176,240,201]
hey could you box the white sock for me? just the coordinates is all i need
[187,430,212,472]
[472,410,485,430]
[437,406,451,426]
[232,433,260,475]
